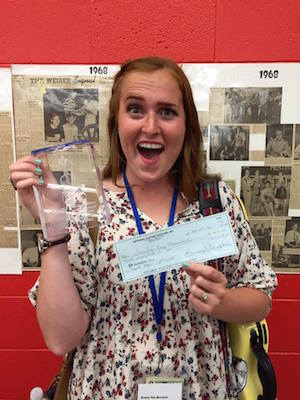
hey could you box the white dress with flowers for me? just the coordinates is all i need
[29,181,277,400]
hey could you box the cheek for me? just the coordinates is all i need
[175,136,185,153]
[172,126,186,151]
[118,134,127,153]
[118,131,136,156]
[118,113,136,136]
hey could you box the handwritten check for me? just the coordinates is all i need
[114,211,238,282]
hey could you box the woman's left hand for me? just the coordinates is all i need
[183,261,227,316]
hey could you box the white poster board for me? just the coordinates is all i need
[9,64,119,273]
[0,68,22,274]
[1,62,299,273]
[183,63,300,272]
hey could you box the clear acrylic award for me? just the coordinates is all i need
[31,140,110,240]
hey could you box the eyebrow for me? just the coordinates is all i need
[125,96,179,108]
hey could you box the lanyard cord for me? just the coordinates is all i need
[123,170,178,342]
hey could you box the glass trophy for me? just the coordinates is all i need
[31,140,110,240]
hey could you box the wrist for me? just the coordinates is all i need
[37,233,71,255]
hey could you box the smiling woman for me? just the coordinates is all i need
[103,57,209,203]
[116,68,186,191]
[9,56,277,400]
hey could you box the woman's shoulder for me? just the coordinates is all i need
[102,177,125,192]
[102,178,129,215]
[217,180,240,209]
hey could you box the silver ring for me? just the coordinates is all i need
[201,292,208,303]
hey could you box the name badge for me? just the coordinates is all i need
[138,382,182,400]
[114,211,238,282]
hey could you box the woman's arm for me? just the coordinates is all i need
[10,155,90,355]
[185,181,277,323]
[36,243,90,355]
[214,286,270,323]
[184,262,270,323]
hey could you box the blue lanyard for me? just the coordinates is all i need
[123,170,178,342]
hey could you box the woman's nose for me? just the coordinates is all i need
[141,111,159,134]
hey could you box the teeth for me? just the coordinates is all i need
[138,143,163,149]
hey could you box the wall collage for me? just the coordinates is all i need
[1,63,300,274]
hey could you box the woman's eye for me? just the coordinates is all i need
[160,108,176,119]
[127,105,143,117]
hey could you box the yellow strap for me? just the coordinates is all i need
[236,195,249,222]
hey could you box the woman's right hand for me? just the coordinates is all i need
[9,154,64,213]
[10,154,70,240]
[9,155,45,219]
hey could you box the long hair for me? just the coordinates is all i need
[102,56,219,201]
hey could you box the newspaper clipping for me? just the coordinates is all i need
[12,66,117,269]
[0,68,21,274]
[0,111,18,248]
[209,84,300,273]
[6,63,300,273]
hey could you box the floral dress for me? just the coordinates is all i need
[29,181,277,400]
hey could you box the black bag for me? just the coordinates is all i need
[199,180,277,400]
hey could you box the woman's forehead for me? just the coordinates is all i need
[120,69,182,103]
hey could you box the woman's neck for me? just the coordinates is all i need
[123,169,174,199]
[103,171,188,225]
[121,169,186,225]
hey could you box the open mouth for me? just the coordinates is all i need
[137,142,164,160]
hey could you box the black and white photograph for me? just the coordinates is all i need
[265,124,293,158]
[43,88,99,143]
[224,87,282,124]
[200,124,208,141]
[294,124,300,160]
[272,244,288,268]
[53,170,72,186]
[240,166,291,217]
[284,218,300,250]
[224,180,236,193]
[210,125,249,160]
[197,110,209,142]
[250,220,272,251]
[281,218,300,268]
[21,230,41,268]
[201,150,207,172]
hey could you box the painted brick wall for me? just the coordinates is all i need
[1,0,300,398]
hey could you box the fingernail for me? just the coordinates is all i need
[35,167,42,175]
[35,158,42,165]
[183,262,190,268]
[38,176,44,185]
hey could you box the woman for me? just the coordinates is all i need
[240,168,252,212]
[234,126,247,160]
[46,112,65,142]
[250,169,262,215]
[274,170,287,215]
[63,112,79,142]
[81,95,99,141]
[260,181,275,216]
[9,56,277,399]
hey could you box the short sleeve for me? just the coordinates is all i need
[219,181,278,297]
[29,201,98,318]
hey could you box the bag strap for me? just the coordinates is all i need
[198,180,223,216]
[51,352,74,400]
[251,323,277,400]
[198,180,277,400]
[198,180,231,393]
